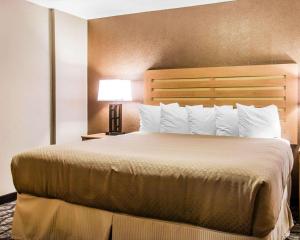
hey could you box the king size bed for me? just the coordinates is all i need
[11,64,298,240]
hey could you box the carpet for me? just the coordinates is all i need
[0,201,15,240]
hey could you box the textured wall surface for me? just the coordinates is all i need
[88,0,300,134]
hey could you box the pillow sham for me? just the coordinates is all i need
[215,105,239,136]
[138,103,178,132]
[237,104,281,138]
[186,105,216,135]
[160,103,189,134]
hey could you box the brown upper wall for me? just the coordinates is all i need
[88,0,300,134]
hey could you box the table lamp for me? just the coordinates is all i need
[98,79,132,135]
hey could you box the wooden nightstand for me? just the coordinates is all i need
[81,133,107,141]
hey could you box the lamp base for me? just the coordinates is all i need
[105,132,125,136]
[108,104,123,133]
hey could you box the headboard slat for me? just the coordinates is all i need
[152,87,285,98]
[151,78,286,88]
[144,64,298,144]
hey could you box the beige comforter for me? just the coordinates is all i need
[11,133,293,237]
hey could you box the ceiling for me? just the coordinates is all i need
[27,0,234,20]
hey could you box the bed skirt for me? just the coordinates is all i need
[12,186,293,240]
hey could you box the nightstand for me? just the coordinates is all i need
[81,133,107,141]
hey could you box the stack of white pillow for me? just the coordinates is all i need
[138,103,281,139]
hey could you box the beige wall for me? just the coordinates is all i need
[0,0,51,195]
[0,1,88,195]
[88,0,300,134]
[55,10,87,144]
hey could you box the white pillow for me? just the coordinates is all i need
[186,105,216,135]
[160,103,189,134]
[237,104,281,138]
[215,105,239,136]
[138,103,178,132]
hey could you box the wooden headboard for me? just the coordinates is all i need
[144,64,299,144]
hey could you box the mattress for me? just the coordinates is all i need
[11,133,293,237]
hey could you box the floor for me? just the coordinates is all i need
[0,201,300,240]
[0,202,15,240]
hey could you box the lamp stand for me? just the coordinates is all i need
[106,104,125,135]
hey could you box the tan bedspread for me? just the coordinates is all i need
[11,133,293,237]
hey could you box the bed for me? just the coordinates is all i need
[11,64,298,240]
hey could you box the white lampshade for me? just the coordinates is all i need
[98,79,132,101]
